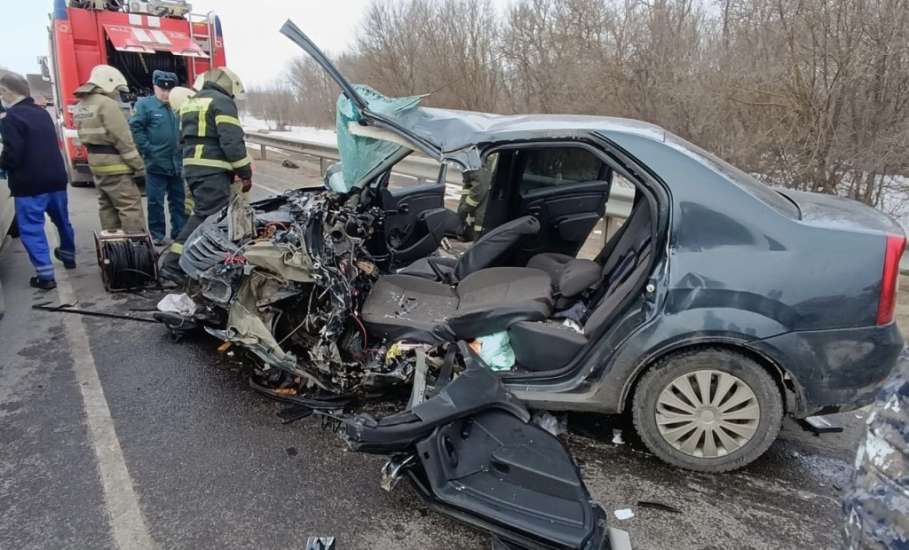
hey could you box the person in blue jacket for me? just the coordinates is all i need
[129,70,185,246]
[0,71,75,290]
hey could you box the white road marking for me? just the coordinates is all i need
[56,273,157,550]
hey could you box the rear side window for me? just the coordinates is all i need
[518,147,606,194]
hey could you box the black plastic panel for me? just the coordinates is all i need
[415,410,607,549]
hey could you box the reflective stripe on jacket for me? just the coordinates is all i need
[73,84,144,177]
[180,82,252,179]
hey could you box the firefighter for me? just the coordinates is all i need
[167,86,197,220]
[159,67,252,283]
[456,154,498,240]
[73,65,146,234]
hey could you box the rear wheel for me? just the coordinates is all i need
[632,348,783,472]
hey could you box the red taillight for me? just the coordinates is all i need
[877,233,906,325]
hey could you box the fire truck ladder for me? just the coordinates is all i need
[187,11,215,82]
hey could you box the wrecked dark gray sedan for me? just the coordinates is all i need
[158,19,905,550]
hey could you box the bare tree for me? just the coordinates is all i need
[261,0,909,215]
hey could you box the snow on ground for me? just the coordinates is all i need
[241,114,337,147]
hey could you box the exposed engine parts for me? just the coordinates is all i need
[166,188,432,402]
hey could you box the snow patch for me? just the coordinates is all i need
[241,114,337,147]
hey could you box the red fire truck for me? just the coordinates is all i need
[49,0,227,185]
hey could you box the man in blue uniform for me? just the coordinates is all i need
[130,70,185,246]
[0,71,75,290]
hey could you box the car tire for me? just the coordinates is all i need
[632,348,783,472]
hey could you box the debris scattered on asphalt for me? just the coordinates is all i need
[278,405,314,425]
[612,428,625,445]
[613,508,634,520]
[534,411,567,436]
[156,293,197,316]
[282,159,300,169]
[285,447,299,457]
[304,536,336,550]
[637,500,682,514]
[33,302,159,324]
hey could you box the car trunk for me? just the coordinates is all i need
[781,189,905,236]
[781,189,906,327]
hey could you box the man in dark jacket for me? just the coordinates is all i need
[159,67,252,282]
[129,70,185,246]
[0,71,75,290]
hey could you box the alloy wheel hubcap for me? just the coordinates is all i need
[655,369,760,458]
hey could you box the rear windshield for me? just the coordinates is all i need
[665,134,800,219]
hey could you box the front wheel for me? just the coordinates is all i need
[632,348,783,472]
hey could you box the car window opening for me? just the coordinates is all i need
[432,142,658,377]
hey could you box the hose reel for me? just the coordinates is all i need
[93,231,158,292]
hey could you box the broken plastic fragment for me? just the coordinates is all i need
[613,508,634,521]
[534,412,567,436]
[157,293,197,316]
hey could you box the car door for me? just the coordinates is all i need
[281,19,449,268]
[344,359,626,550]
[378,176,447,268]
[506,147,612,264]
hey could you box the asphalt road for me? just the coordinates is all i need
[0,153,892,550]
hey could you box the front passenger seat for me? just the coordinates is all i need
[397,215,540,283]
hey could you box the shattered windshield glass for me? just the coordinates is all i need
[331,85,424,192]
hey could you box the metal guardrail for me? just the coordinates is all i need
[245,131,634,219]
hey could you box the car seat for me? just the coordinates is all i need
[361,266,553,344]
[509,201,654,372]
[397,215,540,283]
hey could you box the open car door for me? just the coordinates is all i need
[280,19,449,268]
[343,349,630,550]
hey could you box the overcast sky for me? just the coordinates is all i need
[0,1,513,86]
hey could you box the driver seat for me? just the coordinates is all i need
[361,266,553,344]
[397,215,540,283]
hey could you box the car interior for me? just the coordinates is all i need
[360,143,657,376]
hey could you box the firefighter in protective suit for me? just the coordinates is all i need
[167,86,198,221]
[73,65,146,234]
[159,67,252,283]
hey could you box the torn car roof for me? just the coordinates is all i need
[387,106,669,155]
